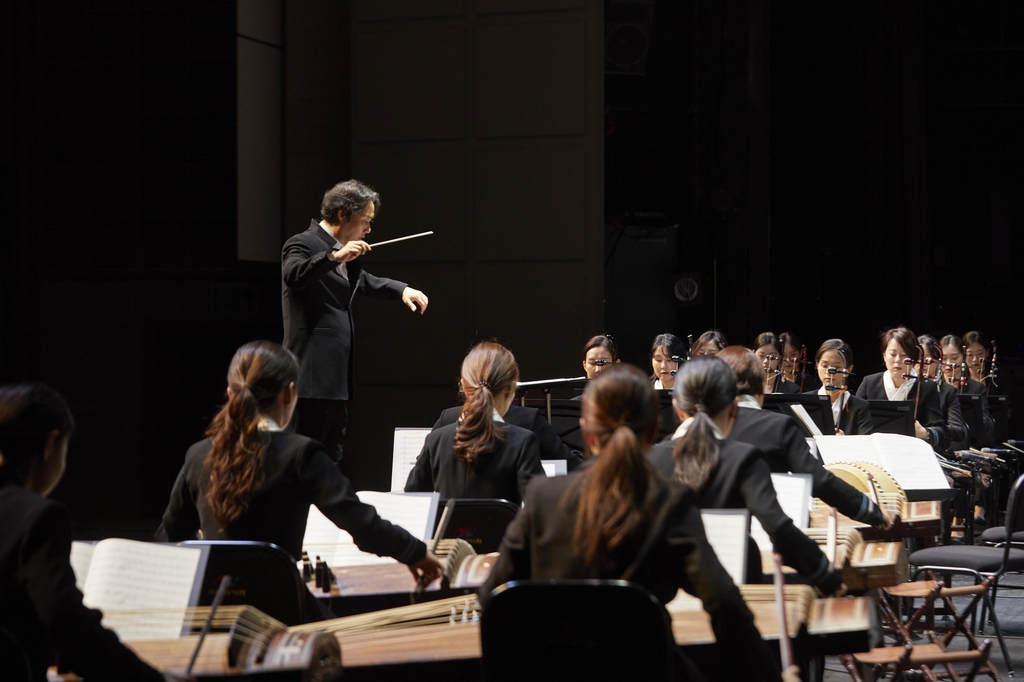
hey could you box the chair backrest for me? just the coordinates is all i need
[1000,473,1024,573]
[480,580,675,682]
[0,626,30,682]
[181,541,308,625]
[434,499,520,553]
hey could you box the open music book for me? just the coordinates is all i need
[69,539,208,641]
[699,509,749,585]
[391,428,432,491]
[302,492,440,568]
[813,433,949,491]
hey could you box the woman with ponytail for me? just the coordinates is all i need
[405,342,544,504]
[482,365,784,682]
[649,356,846,596]
[157,341,442,603]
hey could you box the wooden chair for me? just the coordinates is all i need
[481,580,675,682]
[843,641,993,682]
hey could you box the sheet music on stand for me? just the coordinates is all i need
[700,509,750,585]
[303,492,440,567]
[813,433,949,491]
[788,403,824,437]
[541,460,567,476]
[390,428,431,492]
[750,473,813,552]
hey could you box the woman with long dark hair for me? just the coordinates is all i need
[854,327,966,452]
[0,383,165,682]
[649,356,846,595]
[157,341,442,592]
[481,365,784,682]
[405,341,544,504]
[807,339,873,435]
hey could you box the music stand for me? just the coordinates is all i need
[522,397,679,447]
[989,395,1011,445]
[763,393,835,436]
[957,394,984,449]
[433,499,520,554]
[866,400,915,437]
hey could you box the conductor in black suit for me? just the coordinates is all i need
[283,180,430,465]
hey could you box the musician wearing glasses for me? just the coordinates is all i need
[854,327,966,453]
[0,384,167,682]
[482,365,789,682]
[807,339,873,436]
[581,334,620,379]
[718,347,889,529]
[282,179,430,467]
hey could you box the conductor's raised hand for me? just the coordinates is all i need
[408,551,444,584]
[402,287,429,314]
[332,240,371,263]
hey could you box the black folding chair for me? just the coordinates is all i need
[907,473,1024,675]
[481,580,675,682]
[181,540,311,625]
[433,499,520,554]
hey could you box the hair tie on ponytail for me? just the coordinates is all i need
[694,403,707,413]
[478,381,490,389]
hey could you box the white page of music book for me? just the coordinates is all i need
[70,541,96,593]
[788,403,824,437]
[699,509,749,585]
[303,491,440,568]
[814,433,949,490]
[81,539,203,641]
[541,460,567,476]
[750,473,813,552]
[391,428,432,491]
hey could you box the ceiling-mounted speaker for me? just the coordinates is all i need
[605,0,657,76]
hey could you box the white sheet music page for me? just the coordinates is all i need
[82,539,202,641]
[750,473,813,551]
[699,510,749,585]
[788,404,823,437]
[69,541,96,593]
[870,433,949,490]
[813,435,885,469]
[355,491,439,541]
[541,460,567,476]
[391,428,431,491]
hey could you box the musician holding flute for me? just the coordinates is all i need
[282,179,430,466]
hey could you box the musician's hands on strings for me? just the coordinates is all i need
[408,551,444,584]
[878,506,895,531]
[331,240,371,263]
[834,427,845,436]
[402,287,429,314]
[781,665,802,682]
[914,420,928,440]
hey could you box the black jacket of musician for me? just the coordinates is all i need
[156,431,426,565]
[800,390,875,436]
[405,422,545,505]
[0,472,163,682]
[481,469,782,682]
[729,405,882,524]
[855,373,967,452]
[282,220,407,401]
[649,438,843,595]
[433,404,583,471]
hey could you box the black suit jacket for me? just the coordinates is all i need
[481,470,781,682]
[156,431,425,565]
[0,474,163,682]
[282,220,407,400]
[801,390,875,436]
[962,378,996,445]
[855,372,967,452]
[649,439,841,594]
[433,405,583,471]
[728,406,881,524]
[404,422,544,505]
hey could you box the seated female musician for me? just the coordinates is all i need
[649,357,846,595]
[719,347,888,528]
[581,334,620,379]
[941,335,986,396]
[405,341,544,505]
[689,329,728,356]
[753,332,799,394]
[0,383,166,682]
[806,339,873,436]
[482,365,787,682]
[157,342,443,593]
[649,333,686,390]
[963,330,998,394]
[854,327,966,453]
[780,331,820,392]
